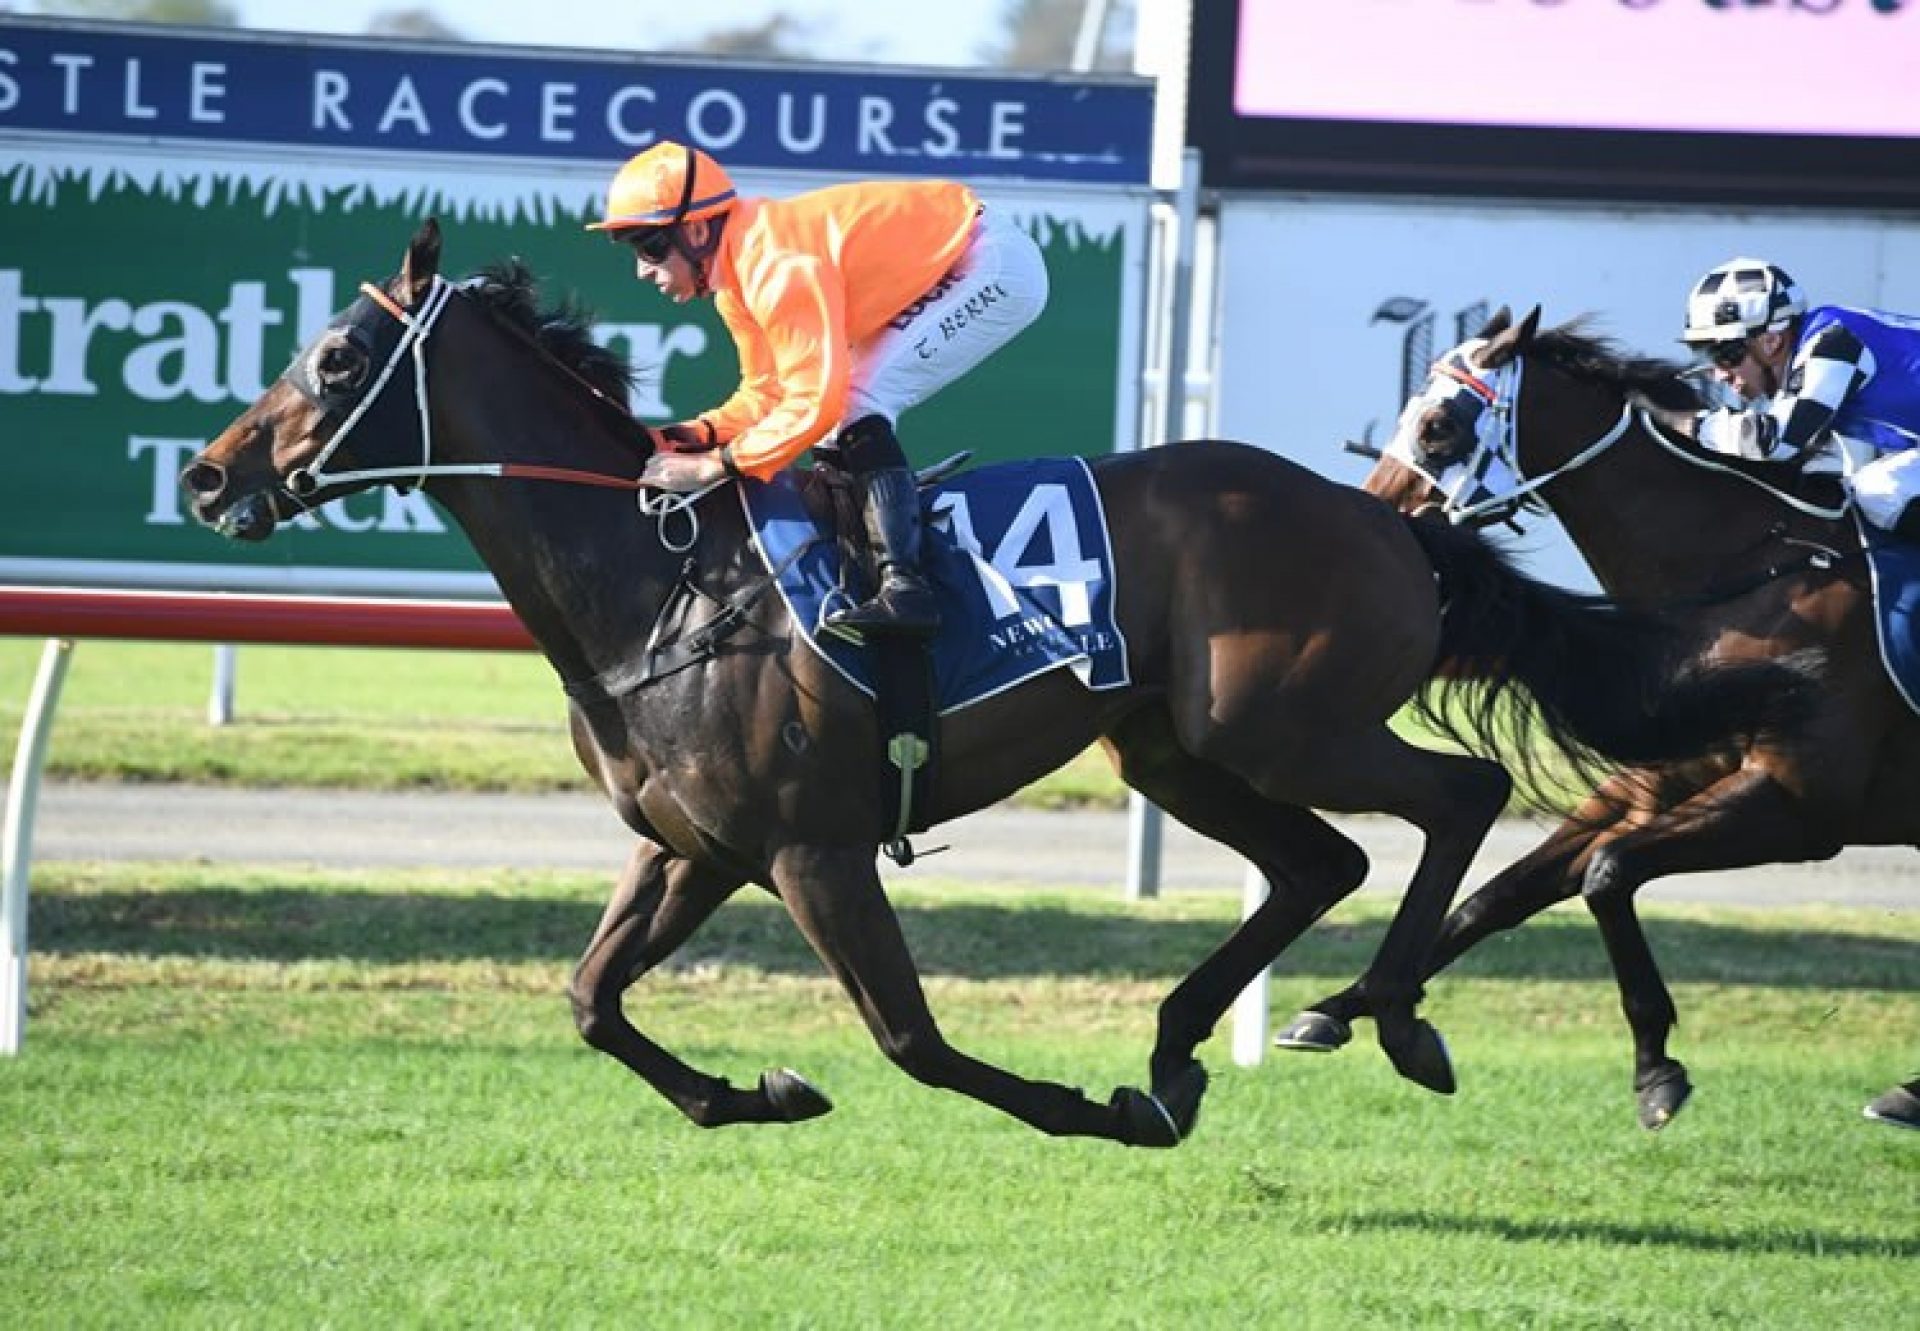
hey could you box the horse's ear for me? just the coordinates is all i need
[1480,304,1538,368]
[1515,305,1542,347]
[399,217,443,308]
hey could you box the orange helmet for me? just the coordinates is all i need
[585,142,737,233]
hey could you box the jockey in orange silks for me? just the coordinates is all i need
[588,141,1050,637]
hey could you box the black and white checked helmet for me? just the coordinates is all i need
[1680,257,1806,344]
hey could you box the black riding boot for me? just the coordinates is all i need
[826,466,941,637]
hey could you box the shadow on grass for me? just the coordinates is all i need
[31,889,1920,991]
[1297,1206,1920,1261]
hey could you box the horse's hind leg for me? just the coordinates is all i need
[769,842,1182,1146]
[1577,767,1830,1130]
[1865,1078,1920,1130]
[1101,707,1369,1093]
[569,842,823,1128]
[1193,719,1512,1094]
[1280,792,1620,1050]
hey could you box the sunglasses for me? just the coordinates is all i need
[620,228,676,265]
[1705,339,1750,370]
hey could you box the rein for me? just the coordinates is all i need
[1633,409,1852,521]
[281,273,725,551]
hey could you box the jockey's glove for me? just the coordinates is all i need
[658,420,720,454]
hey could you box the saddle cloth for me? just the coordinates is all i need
[1860,514,1920,716]
[738,456,1130,713]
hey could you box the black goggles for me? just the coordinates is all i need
[619,227,677,265]
[1705,339,1750,370]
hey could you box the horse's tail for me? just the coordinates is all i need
[1402,515,1818,800]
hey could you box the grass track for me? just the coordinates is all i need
[0,639,1123,803]
[4,864,1916,1328]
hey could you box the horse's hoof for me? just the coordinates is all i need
[1636,1067,1693,1131]
[1381,1019,1456,1096]
[760,1067,833,1123]
[1151,1061,1209,1140]
[1110,1083,1188,1148]
[1861,1082,1920,1131]
[1273,1010,1352,1053]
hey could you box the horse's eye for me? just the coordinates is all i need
[1417,415,1456,458]
[317,340,368,391]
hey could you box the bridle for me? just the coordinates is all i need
[285,275,461,499]
[278,272,723,551]
[1393,339,1852,527]
[1388,339,1635,528]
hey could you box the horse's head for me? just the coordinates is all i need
[183,219,454,541]
[1364,306,1543,526]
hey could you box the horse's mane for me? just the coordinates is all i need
[1529,321,1705,414]
[1530,320,1846,506]
[464,260,638,404]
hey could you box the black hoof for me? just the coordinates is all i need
[1636,1067,1693,1131]
[1381,1019,1456,1095]
[1151,1061,1209,1140]
[1110,1074,1198,1149]
[1274,1010,1352,1053]
[1862,1081,1920,1131]
[760,1067,833,1123]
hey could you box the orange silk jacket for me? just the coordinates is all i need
[694,179,981,479]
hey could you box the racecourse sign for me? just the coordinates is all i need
[0,21,1149,179]
[0,18,1153,597]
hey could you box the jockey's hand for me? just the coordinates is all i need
[656,421,718,454]
[640,449,727,493]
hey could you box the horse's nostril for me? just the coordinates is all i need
[181,460,226,497]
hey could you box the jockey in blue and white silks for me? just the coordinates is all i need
[1680,256,1920,537]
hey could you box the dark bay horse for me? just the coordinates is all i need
[180,225,1813,1146]
[1282,307,1918,1131]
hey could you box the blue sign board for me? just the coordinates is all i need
[0,19,1153,183]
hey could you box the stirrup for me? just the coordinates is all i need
[915,451,972,488]
[824,596,940,637]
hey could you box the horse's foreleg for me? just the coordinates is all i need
[770,843,1180,1146]
[1579,767,1828,1131]
[569,842,817,1128]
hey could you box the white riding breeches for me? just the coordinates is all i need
[840,207,1050,428]
[1850,446,1920,530]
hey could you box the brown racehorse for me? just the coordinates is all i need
[180,226,1814,1147]
[1280,307,1919,1132]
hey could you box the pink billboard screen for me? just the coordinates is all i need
[1235,1,1918,140]
[1187,0,1920,207]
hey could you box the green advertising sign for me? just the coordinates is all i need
[0,26,1151,599]
[0,147,1144,597]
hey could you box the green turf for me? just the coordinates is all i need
[0,638,1581,810]
[4,864,1914,1328]
[0,638,1124,803]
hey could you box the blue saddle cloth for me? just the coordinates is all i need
[1861,515,1920,715]
[738,458,1130,713]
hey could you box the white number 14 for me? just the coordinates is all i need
[931,485,1100,626]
